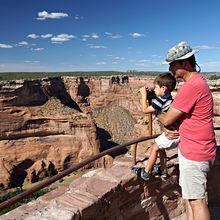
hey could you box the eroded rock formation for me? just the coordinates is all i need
[0,78,100,189]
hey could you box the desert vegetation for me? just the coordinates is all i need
[0,71,162,81]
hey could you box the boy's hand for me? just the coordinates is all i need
[139,86,148,97]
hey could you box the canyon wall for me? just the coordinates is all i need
[0,78,100,189]
[0,75,220,190]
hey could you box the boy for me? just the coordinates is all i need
[131,72,179,181]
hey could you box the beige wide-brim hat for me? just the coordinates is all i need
[162,41,199,64]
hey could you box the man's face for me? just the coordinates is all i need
[169,60,182,78]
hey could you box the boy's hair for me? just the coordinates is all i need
[154,72,176,92]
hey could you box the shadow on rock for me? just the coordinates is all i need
[97,127,128,158]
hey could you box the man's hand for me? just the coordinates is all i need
[163,127,179,139]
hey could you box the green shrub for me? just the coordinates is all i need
[208,74,220,80]
[0,188,51,216]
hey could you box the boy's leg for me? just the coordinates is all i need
[145,142,159,173]
[158,149,167,173]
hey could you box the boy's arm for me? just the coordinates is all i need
[139,87,156,114]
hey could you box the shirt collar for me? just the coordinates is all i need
[161,92,172,99]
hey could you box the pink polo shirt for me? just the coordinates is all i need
[172,74,216,161]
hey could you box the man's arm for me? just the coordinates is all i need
[157,107,184,126]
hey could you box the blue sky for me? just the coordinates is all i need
[0,0,220,72]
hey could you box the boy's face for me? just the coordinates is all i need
[154,84,166,97]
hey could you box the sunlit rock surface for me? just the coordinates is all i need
[0,78,100,189]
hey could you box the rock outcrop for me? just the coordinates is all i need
[0,78,100,189]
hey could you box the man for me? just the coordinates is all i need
[158,41,216,220]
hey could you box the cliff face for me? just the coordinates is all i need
[64,76,156,143]
[0,78,100,189]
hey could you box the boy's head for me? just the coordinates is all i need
[153,72,176,96]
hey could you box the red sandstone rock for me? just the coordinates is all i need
[0,78,100,189]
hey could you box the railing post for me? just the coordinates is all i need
[132,143,138,166]
[146,89,154,136]
[148,113,152,136]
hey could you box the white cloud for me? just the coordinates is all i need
[89,44,107,49]
[201,61,220,67]
[105,32,122,39]
[96,62,107,65]
[138,59,150,63]
[195,45,220,50]
[82,35,90,38]
[134,63,149,66]
[36,11,68,20]
[27,34,39,39]
[51,34,76,43]
[31,48,44,51]
[91,33,99,39]
[104,32,122,39]
[25,60,40,63]
[0,43,13,48]
[15,41,29,47]
[129,32,145,38]
[110,34,122,39]
[105,32,112,36]
[41,34,53,39]
[81,33,100,40]
[82,35,90,41]
[151,54,162,58]
[113,56,124,60]
[27,34,53,39]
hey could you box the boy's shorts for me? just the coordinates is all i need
[155,132,179,150]
[178,149,213,200]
